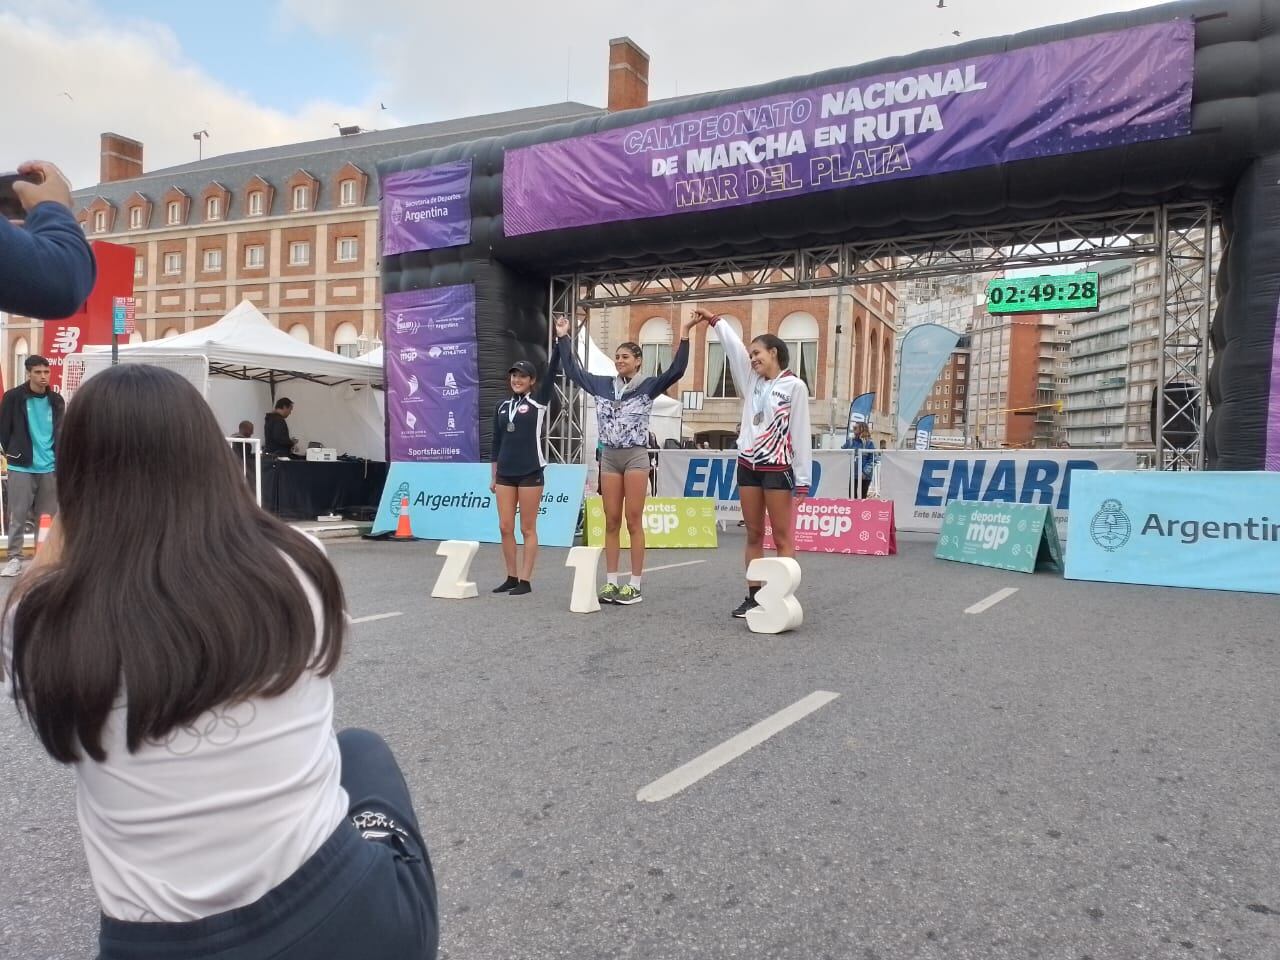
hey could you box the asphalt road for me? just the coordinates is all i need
[2,532,1277,959]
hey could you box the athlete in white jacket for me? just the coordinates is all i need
[693,307,813,619]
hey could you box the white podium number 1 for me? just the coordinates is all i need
[566,546,602,614]
[431,540,479,599]
[745,557,802,634]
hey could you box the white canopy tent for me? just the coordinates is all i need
[78,300,385,460]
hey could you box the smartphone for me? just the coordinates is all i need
[0,172,39,220]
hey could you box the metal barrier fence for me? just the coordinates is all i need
[226,437,263,507]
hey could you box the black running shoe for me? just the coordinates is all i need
[731,595,759,619]
[492,576,520,593]
[509,580,532,596]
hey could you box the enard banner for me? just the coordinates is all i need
[504,21,1192,235]
[1066,471,1280,595]
[657,450,852,521]
[878,450,1138,537]
[584,498,718,549]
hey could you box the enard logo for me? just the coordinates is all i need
[1090,498,1131,551]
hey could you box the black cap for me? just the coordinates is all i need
[508,360,536,377]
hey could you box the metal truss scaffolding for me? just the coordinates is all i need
[1157,202,1214,471]
[548,204,1217,470]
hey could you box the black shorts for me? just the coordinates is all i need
[495,469,545,488]
[736,462,795,491]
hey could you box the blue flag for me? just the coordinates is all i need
[896,324,961,443]
[844,392,875,446]
[914,415,936,450]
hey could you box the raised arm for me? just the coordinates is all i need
[553,317,614,398]
[0,162,97,320]
[788,378,814,498]
[647,312,703,396]
[695,307,753,396]
[533,338,562,406]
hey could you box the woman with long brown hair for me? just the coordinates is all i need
[2,364,437,959]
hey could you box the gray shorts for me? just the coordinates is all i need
[599,446,652,476]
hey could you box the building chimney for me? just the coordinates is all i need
[607,37,649,112]
[100,133,143,184]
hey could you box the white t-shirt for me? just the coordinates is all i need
[3,553,348,922]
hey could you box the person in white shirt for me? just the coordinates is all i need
[692,307,813,619]
[2,364,437,960]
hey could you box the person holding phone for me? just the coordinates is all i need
[691,307,812,619]
[0,161,96,319]
[489,348,561,596]
[553,312,701,605]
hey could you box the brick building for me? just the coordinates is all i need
[916,334,970,436]
[591,282,899,447]
[0,34,675,386]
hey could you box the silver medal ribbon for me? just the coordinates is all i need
[751,379,771,426]
[506,396,521,432]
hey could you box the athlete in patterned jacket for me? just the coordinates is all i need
[554,311,704,605]
[693,307,813,619]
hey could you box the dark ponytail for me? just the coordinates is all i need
[752,334,790,370]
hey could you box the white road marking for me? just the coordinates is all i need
[642,560,707,573]
[348,612,404,624]
[637,690,841,803]
[965,588,1019,615]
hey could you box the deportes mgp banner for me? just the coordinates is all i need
[764,499,897,555]
[879,449,1139,537]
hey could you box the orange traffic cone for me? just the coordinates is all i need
[35,514,53,554]
[393,497,415,540]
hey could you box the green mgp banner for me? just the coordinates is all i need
[935,501,1064,573]
[585,497,719,549]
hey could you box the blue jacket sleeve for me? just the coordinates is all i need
[534,342,562,406]
[555,336,614,398]
[0,203,97,319]
[647,337,690,397]
[491,402,505,463]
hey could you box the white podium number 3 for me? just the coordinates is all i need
[431,540,479,599]
[566,546,602,614]
[745,557,802,634]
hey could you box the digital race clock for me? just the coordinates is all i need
[985,273,1099,314]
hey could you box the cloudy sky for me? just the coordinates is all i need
[3,0,1156,189]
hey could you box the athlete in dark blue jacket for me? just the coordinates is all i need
[0,162,96,320]
[490,348,561,596]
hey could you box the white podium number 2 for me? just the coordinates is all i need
[431,540,479,599]
[566,546,602,614]
[745,557,802,634]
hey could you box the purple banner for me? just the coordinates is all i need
[382,159,472,256]
[385,284,479,462]
[504,21,1193,236]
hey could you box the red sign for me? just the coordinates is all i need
[43,241,135,390]
[764,498,897,556]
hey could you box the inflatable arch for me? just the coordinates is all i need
[377,0,1280,470]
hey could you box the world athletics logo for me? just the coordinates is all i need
[1090,498,1132,552]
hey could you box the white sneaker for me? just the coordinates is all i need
[1,559,21,578]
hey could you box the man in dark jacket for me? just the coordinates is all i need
[1,160,96,319]
[0,355,63,576]
[264,398,297,456]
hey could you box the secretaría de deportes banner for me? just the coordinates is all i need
[1066,471,1280,595]
[374,463,587,547]
[503,21,1192,236]
[384,284,479,462]
[381,159,472,256]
